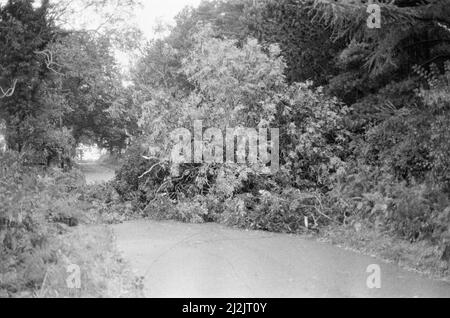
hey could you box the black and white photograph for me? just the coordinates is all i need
[1,0,450,301]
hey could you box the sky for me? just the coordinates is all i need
[0,0,203,39]
[136,0,202,39]
[0,0,204,72]
[112,0,203,71]
[111,0,202,71]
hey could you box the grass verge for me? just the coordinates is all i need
[37,225,143,298]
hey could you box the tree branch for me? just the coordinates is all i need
[0,79,18,99]
[35,50,63,75]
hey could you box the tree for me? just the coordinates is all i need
[244,0,345,85]
[0,0,58,153]
[51,32,132,152]
[181,25,286,129]
[0,0,138,163]
[48,0,143,50]
[306,0,450,128]
[311,0,450,76]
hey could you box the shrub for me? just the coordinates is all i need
[219,189,338,234]
[327,162,450,248]
[275,82,351,190]
[0,151,58,296]
[113,142,156,200]
[387,184,449,243]
[358,63,450,189]
[0,150,111,296]
[143,195,211,224]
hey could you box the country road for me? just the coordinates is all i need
[78,161,116,185]
[81,162,450,298]
[112,220,450,298]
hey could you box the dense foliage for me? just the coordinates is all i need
[111,0,450,269]
[0,149,139,297]
[0,0,138,165]
[0,151,83,295]
[2,0,450,294]
[0,0,142,298]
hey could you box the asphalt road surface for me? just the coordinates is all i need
[113,220,450,298]
[78,161,116,185]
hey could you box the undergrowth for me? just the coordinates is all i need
[0,151,142,298]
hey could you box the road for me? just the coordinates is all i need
[80,161,450,298]
[78,161,116,185]
[113,220,450,298]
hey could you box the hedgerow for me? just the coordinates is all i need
[0,151,139,297]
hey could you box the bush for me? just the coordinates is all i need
[0,150,119,296]
[143,195,211,224]
[113,142,157,200]
[361,109,434,182]
[387,184,449,244]
[0,151,60,295]
[326,162,450,248]
[219,189,338,233]
[275,82,351,190]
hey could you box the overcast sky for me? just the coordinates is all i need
[114,0,203,70]
[0,0,203,71]
[0,0,202,39]
[136,0,202,38]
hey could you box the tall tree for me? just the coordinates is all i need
[0,0,58,152]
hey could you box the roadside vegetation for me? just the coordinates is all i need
[0,151,143,297]
[1,0,450,297]
[0,0,142,298]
